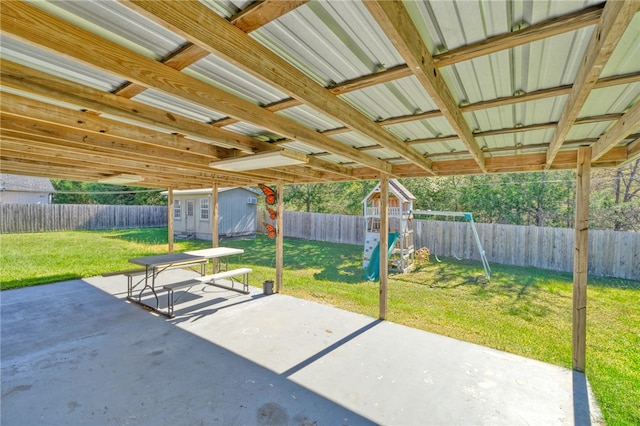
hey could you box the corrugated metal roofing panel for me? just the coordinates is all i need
[252,0,404,87]
[466,97,567,135]
[27,0,185,59]
[276,105,343,132]
[581,84,640,118]
[567,121,616,142]
[412,140,468,156]
[384,117,456,142]
[221,122,283,142]
[329,131,378,149]
[185,55,288,106]
[200,0,254,19]
[278,141,327,156]
[601,12,640,77]
[132,89,228,123]
[340,76,440,120]
[478,128,551,151]
[440,26,595,108]
[405,0,602,53]
[1,36,124,92]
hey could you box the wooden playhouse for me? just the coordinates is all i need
[362,179,415,277]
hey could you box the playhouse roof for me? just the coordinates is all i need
[1,1,638,188]
[363,178,416,204]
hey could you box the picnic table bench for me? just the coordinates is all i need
[163,267,252,316]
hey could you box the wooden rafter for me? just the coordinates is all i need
[125,0,432,174]
[546,0,639,168]
[210,5,612,129]
[591,100,640,161]
[627,138,640,163]
[115,0,304,98]
[364,0,487,173]
[230,0,309,33]
[1,1,391,174]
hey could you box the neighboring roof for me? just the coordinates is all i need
[363,178,416,203]
[0,174,55,193]
[160,187,261,196]
[1,1,638,188]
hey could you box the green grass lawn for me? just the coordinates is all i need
[1,227,638,425]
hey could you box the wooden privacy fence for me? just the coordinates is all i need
[1,203,167,233]
[260,211,639,281]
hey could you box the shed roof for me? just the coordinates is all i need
[1,1,638,189]
[0,173,55,193]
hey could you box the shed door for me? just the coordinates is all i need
[185,200,196,233]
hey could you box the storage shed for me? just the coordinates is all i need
[164,187,259,240]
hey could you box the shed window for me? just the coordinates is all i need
[173,200,182,220]
[200,198,210,221]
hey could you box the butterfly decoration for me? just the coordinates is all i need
[264,222,277,239]
[259,183,277,206]
[267,207,277,220]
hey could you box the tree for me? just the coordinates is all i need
[591,160,640,231]
[50,179,165,205]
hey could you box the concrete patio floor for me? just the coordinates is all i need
[1,270,603,425]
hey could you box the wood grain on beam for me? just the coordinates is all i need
[115,0,303,97]
[546,0,639,167]
[0,59,261,154]
[126,0,424,173]
[230,0,309,33]
[627,138,640,162]
[591,100,640,161]
[115,43,209,98]
[1,2,390,173]
[365,0,486,173]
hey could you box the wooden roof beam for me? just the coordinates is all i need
[0,59,262,155]
[591,100,640,162]
[365,0,487,173]
[1,2,390,174]
[213,4,611,126]
[546,0,639,168]
[115,0,306,98]
[627,138,640,164]
[230,0,309,33]
[125,0,424,174]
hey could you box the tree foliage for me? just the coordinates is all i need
[51,180,165,205]
[282,161,639,231]
[51,160,640,231]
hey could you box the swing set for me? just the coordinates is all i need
[413,210,491,282]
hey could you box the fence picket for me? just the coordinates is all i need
[271,211,638,280]
[1,204,167,234]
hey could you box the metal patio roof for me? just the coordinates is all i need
[1,0,639,189]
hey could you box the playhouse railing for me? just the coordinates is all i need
[365,207,409,217]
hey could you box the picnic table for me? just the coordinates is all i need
[126,247,249,317]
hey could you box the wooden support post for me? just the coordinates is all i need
[573,146,591,372]
[379,174,389,320]
[211,180,219,272]
[276,181,284,293]
[167,187,174,254]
